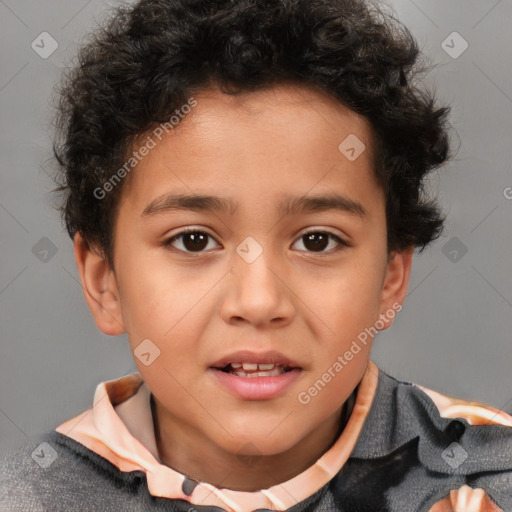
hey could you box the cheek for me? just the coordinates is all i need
[297,348,369,434]
[309,260,384,331]
[115,245,187,326]
[116,257,212,372]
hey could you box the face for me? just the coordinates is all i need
[78,83,411,468]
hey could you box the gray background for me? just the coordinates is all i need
[1,0,511,453]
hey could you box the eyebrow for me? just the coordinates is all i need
[142,192,367,218]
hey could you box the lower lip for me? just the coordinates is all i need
[209,368,302,400]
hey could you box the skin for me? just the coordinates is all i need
[74,82,413,491]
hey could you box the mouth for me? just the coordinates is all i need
[209,363,302,400]
[215,362,297,378]
[208,350,303,399]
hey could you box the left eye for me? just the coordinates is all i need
[292,231,348,253]
[163,229,348,254]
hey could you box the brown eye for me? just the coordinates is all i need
[292,231,348,253]
[163,229,348,255]
[164,230,219,253]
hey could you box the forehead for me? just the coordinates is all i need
[120,82,379,215]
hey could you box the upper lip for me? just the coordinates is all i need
[210,350,302,369]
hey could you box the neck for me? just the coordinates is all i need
[150,386,358,491]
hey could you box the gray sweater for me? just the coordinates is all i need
[2,368,512,511]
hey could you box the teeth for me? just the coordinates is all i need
[233,363,278,371]
[222,362,293,377]
[232,367,285,378]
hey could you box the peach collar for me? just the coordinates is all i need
[55,360,379,512]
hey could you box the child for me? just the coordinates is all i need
[2,0,512,510]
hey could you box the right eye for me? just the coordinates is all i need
[163,229,221,254]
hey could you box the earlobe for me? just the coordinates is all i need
[73,232,125,336]
[377,247,414,331]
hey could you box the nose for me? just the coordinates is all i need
[220,244,295,328]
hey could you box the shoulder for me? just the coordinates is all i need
[380,370,512,466]
[0,434,54,512]
[411,376,512,427]
[343,367,512,511]
[0,430,146,512]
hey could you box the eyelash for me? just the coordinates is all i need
[162,228,350,255]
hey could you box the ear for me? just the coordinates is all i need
[73,232,125,336]
[376,246,414,331]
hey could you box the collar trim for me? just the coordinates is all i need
[55,360,379,511]
[351,370,512,475]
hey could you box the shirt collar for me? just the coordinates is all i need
[56,359,512,511]
[351,369,512,475]
[55,360,379,511]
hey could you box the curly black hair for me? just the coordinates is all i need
[52,0,452,269]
